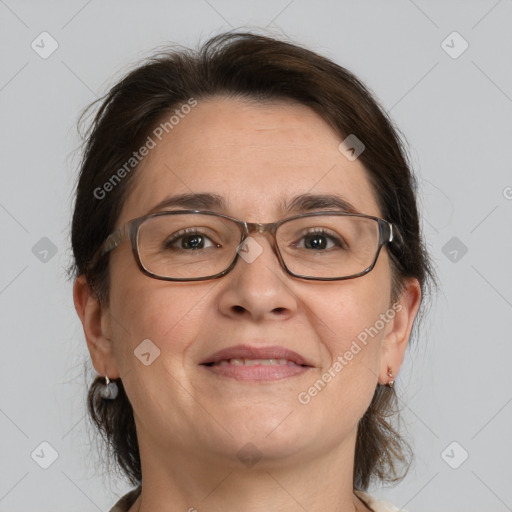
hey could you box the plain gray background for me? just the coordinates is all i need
[1,1,511,510]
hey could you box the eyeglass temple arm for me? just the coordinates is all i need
[87,224,130,271]
[385,222,404,254]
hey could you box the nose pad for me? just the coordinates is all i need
[234,222,285,274]
[245,222,270,235]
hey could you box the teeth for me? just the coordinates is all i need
[217,358,298,366]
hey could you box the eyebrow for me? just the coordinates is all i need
[282,193,359,215]
[148,192,226,213]
[147,192,360,216]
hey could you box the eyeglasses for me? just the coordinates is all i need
[89,210,400,281]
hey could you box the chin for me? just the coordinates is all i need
[208,408,314,460]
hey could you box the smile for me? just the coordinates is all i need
[213,358,302,366]
[200,345,313,381]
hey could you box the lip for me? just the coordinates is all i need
[200,344,314,381]
[201,344,312,366]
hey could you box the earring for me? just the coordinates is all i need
[387,368,395,388]
[99,376,119,400]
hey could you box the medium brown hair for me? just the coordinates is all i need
[71,31,434,491]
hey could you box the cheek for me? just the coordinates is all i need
[107,280,220,431]
[303,264,393,400]
[108,268,218,373]
[314,276,391,358]
[295,284,391,434]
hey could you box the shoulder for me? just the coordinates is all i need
[355,490,407,512]
[109,487,141,512]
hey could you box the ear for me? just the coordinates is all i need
[378,278,421,385]
[73,275,120,379]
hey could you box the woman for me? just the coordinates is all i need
[71,32,433,512]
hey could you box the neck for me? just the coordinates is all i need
[130,431,371,512]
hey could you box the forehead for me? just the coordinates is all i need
[119,97,381,224]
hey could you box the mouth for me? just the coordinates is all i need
[200,345,313,381]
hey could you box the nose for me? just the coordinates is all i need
[217,234,299,322]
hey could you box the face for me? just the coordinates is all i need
[78,97,419,471]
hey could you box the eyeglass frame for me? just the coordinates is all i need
[88,209,401,282]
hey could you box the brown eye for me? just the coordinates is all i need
[164,229,218,251]
[293,229,346,251]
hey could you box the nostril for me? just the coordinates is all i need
[232,305,245,314]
